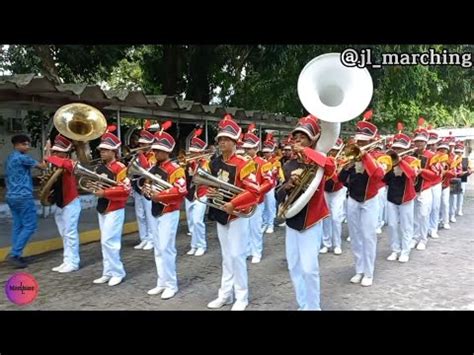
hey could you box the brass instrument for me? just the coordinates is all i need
[39,103,108,205]
[127,156,173,198]
[73,162,119,193]
[192,167,256,218]
[177,149,214,167]
[386,147,417,167]
[336,137,386,172]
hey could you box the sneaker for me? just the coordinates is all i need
[416,242,426,251]
[142,241,154,250]
[430,230,439,239]
[450,216,456,223]
[231,301,248,311]
[278,221,286,227]
[387,252,398,261]
[187,248,197,255]
[398,254,409,263]
[8,256,27,269]
[52,263,66,272]
[346,236,351,242]
[194,248,206,257]
[265,227,274,234]
[207,297,233,309]
[134,240,147,250]
[147,286,166,295]
[333,247,342,255]
[58,264,78,273]
[442,223,451,230]
[108,277,123,286]
[350,273,363,284]
[361,276,373,287]
[251,256,261,264]
[93,276,111,284]
[457,211,463,216]
[161,288,177,300]
[319,247,329,254]
[376,227,382,234]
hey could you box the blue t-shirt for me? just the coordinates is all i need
[5,150,39,199]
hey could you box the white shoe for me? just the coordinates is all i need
[343,218,347,224]
[93,276,111,284]
[143,241,154,250]
[361,276,373,287]
[350,273,363,284]
[398,254,409,263]
[387,252,398,261]
[194,248,206,257]
[52,263,66,272]
[430,230,439,239]
[346,236,351,242]
[416,242,426,251]
[443,223,451,230]
[108,277,123,286]
[450,216,456,223]
[333,247,342,255]
[187,248,197,255]
[207,297,233,309]
[58,264,78,273]
[265,227,274,234]
[147,286,166,295]
[319,246,329,254]
[376,227,382,234]
[260,226,267,234]
[134,241,147,250]
[409,239,418,249]
[186,232,191,236]
[457,211,463,216]
[251,256,261,264]
[161,288,177,300]
[278,221,286,227]
[231,302,248,311]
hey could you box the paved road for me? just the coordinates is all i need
[1,196,473,310]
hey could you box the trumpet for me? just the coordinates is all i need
[192,167,256,218]
[386,147,417,167]
[336,137,386,172]
[73,162,119,193]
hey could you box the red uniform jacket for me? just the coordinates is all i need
[131,151,157,195]
[324,156,344,193]
[338,152,385,202]
[428,151,447,187]
[45,156,79,208]
[268,155,285,187]
[208,153,260,225]
[95,160,131,214]
[383,156,417,205]
[253,155,274,204]
[185,158,209,202]
[442,153,459,189]
[150,159,187,217]
[414,150,438,192]
[371,150,389,190]
[276,147,335,231]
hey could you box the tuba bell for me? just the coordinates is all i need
[38,103,108,205]
[278,53,373,219]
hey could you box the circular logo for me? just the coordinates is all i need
[5,272,39,305]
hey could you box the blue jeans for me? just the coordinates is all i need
[7,197,38,257]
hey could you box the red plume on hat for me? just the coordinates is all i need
[396,122,404,134]
[418,116,425,128]
[144,119,152,130]
[427,124,433,130]
[159,120,172,135]
[193,127,203,138]
[106,124,117,133]
[265,132,274,142]
[363,109,373,121]
[247,123,256,134]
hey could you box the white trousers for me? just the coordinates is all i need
[387,200,414,257]
[98,209,126,278]
[286,222,323,310]
[429,183,442,234]
[440,187,450,225]
[322,187,346,249]
[262,187,276,230]
[216,218,250,304]
[378,186,388,228]
[414,188,433,243]
[450,182,467,216]
[248,202,264,258]
[185,197,208,249]
[151,210,180,292]
[133,190,153,243]
[347,196,379,278]
[54,197,81,268]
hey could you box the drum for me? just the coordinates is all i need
[450,178,462,194]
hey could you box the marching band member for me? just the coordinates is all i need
[242,124,274,264]
[277,114,335,310]
[92,129,131,287]
[426,127,441,153]
[338,113,385,287]
[184,128,209,257]
[452,141,471,217]
[45,134,82,273]
[411,124,438,250]
[280,136,294,166]
[145,121,187,300]
[383,126,417,263]
[131,128,156,250]
[449,140,464,223]
[439,137,457,230]
[206,114,260,311]
[262,134,284,234]
[321,138,346,255]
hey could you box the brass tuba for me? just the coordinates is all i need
[38,103,108,205]
[192,167,256,218]
[278,53,373,219]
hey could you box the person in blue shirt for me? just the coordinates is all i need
[5,134,47,268]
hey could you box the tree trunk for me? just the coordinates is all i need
[162,45,181,95]
[186,45,216,103]
[32,45,62,84]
